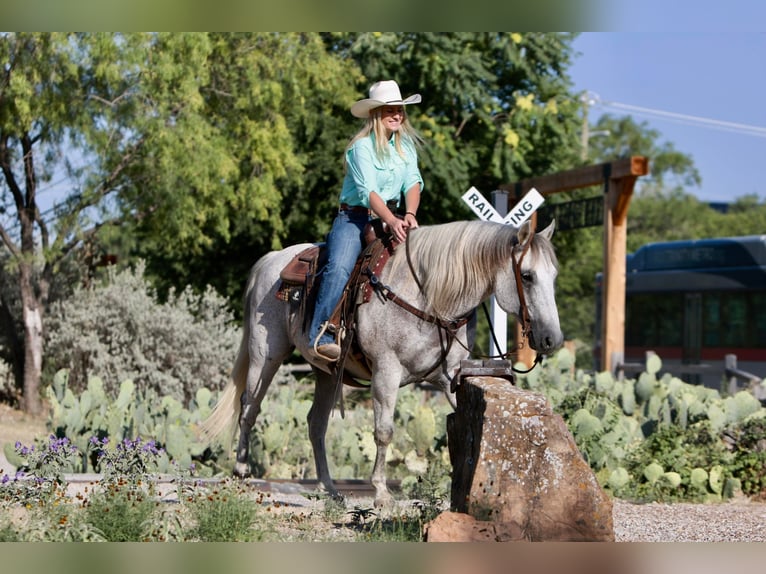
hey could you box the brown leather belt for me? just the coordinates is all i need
[340,203,370,214]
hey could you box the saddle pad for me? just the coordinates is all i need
[279,245,320,285]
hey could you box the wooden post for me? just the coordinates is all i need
[601,175,636,373]
[504,157,649,371]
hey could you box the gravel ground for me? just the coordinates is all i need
[612,498,766,542]
[244,486,766,542]
[4,457,766,542]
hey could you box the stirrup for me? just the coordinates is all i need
[313,322,343,362]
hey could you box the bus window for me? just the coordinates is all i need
[722,294,747,348]
[626,293,683,347]
[754,293,766,347]
[703,294,721,347]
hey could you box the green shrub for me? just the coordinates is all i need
[516,348,766,502]
[84,482,158,541]
[186,479,262,541]
[729,417,766,499]
[44,261,240,403]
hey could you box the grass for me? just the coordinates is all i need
[0,403,448,542]
[0,478,447,542]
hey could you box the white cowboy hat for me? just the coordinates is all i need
[350,80,422,119]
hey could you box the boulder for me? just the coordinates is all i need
[424,510,529,542]
[442,376,614,542]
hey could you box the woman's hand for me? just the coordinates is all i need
[386,216,410,243]
[404,212,418,230]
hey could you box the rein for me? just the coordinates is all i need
[360,235,472,381]
[511,224,535,345]
[447,223,539,375]
[364,225,541,377]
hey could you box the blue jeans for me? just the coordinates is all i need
[310,209,370,346]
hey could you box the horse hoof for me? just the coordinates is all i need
[232,462,251,478]
[373,492,395,509]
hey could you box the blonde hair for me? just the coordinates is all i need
[346,107,424,163]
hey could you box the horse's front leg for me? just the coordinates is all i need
[370,374,401,508]
[307,370,341,499]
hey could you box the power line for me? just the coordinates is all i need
[589,94,766,138]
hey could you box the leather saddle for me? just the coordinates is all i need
[276,218,395,298]
[275,220,399,384]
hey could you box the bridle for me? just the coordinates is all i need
[364,223,540,376]
[504,223,540,373]
[511,224,534,348]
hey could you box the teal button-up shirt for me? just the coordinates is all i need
[339,134,423,208]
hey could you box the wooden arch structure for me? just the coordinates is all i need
[501,155,649,372]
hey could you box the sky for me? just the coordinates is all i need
[569,29,766,204]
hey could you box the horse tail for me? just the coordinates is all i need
[198,271,257,444]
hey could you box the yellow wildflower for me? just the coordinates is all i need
[515,93,534,112]
[504,127,520,148]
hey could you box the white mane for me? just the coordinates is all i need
[393,220,557,320]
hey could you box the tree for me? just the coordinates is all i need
[124,32,586,312]
[586,114,702,191]
[0,33,358,412]
[325,32,584,223]
[126,33,361,306]
[0,33,130,413]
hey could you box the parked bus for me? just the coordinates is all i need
[595,234,766,388]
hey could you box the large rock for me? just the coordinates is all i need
[424,510,524,542]
[442,376,613,542]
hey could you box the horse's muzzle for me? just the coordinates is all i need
[529,329,564,354]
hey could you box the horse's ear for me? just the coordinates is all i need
[539,218,556,240]
[517,220,533,246]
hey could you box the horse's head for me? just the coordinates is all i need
[496,219,564,355]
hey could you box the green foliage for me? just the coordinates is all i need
[44,262,239,403]
[516,348,766,502]
[245,381,453,488]
[19,502,104,542]
[622,423,733,502]
[132,33,362,304]
[84,482,158,542]
[728,417,766,498]
[587,114,702,191]
[1,436,77,508]
[45,368,218,475]
[186,479,262,542]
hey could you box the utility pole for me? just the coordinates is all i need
[580,91,610,161]
[581,93,590,161]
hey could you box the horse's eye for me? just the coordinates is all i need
[521,272,533,282]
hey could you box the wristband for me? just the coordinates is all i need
[406,211,417,217]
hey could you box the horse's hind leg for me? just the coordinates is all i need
[307,369,340,499]
[234,354,286,477]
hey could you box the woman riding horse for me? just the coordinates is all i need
[309,80,425,362]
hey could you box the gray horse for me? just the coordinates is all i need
[200,218,563,507]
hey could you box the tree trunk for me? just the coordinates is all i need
[19,266,43,415]
[0,294,24,400]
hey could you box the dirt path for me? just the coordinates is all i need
[0,403,48,476]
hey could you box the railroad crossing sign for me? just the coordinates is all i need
[461,187,545,357]
[461,186,545,227]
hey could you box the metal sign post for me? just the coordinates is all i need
[461,186,545,357]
